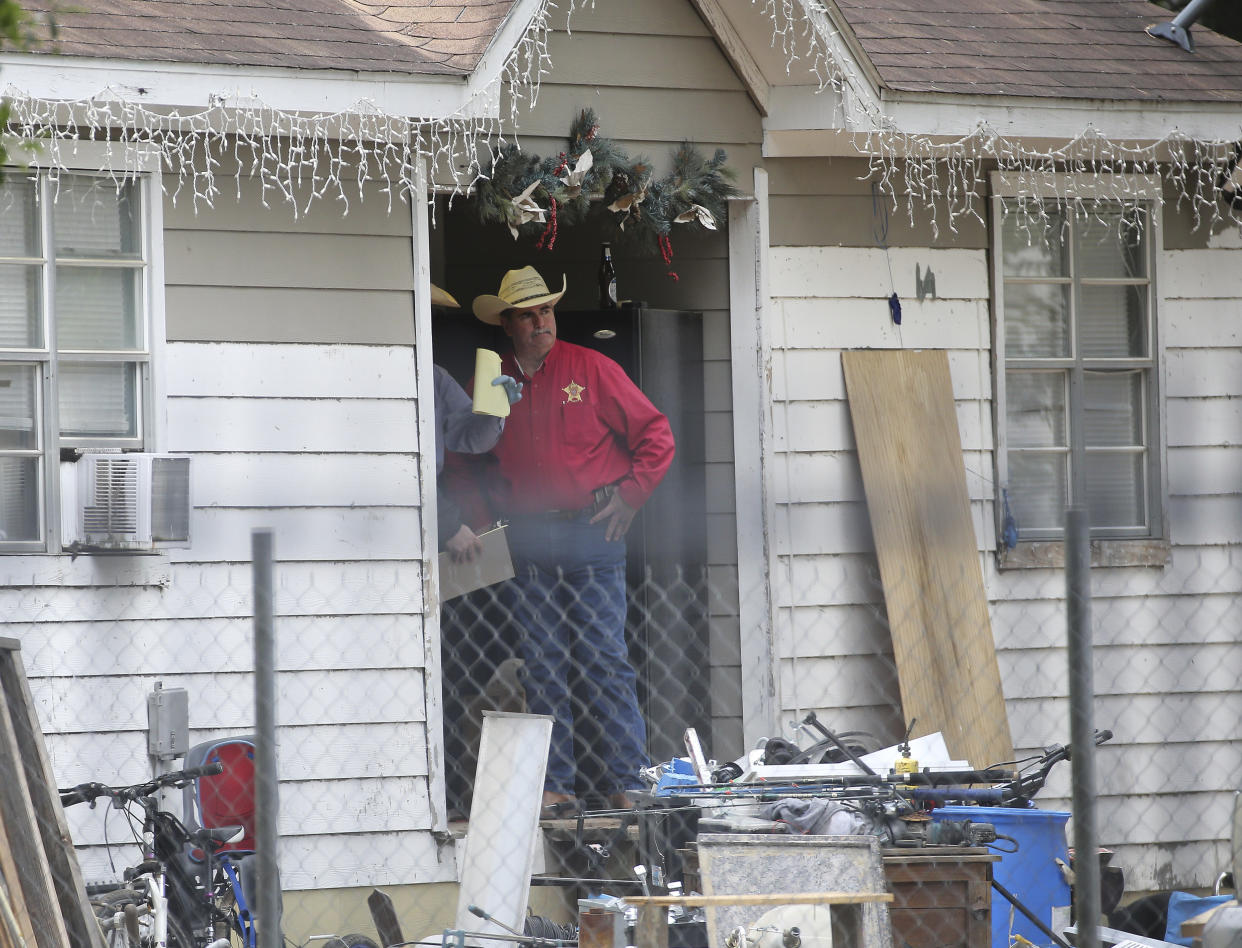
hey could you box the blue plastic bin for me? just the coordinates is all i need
[932,806,1071,948]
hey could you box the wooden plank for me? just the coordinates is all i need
[842,349,1013,768]
[166,343,416,399]
[625,893,893,906]
[23,615,426,679]
[1162,248,1242,300]
[545,31,747,92]
[1165,349,1242,398]
[163,178,412,235]
[165,286,415,345]
[0,641,96,944]
[1165,298,1242,348]
[0,794,36,948]
[165,397,417,453]
[1167,396,1242,447]
[773,400,990,453]
[991,593,1242,650]
[775,300,988,352]
[28,669,427,733]
[769,247,988,301]
[368,889,405,948]
[550,0,711,37]
[48,723,429,787]
[1169,446,1242,495]
[775,350,988,405]
[164,231,415,290]
[0,561,425,623]
[69,776,433,846]
[167,507,423,563]
[636,902,670,948]
[188,453,421,507]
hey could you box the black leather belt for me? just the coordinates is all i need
[525,485,616,521]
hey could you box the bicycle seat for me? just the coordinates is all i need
[191,825,245,848]
[181,736,257,861]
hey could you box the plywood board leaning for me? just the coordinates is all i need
[0,636,106,948]
[841,349,1013,769]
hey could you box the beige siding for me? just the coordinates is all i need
[766,153,1242,891]
[3,173,446,889]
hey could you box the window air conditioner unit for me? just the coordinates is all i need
[62,453,192,551]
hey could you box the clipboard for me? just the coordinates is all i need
[439,524,515,601]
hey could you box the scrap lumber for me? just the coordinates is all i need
[842,349,1014,769]
[0,638,104,948]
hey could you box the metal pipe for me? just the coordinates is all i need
[252,529,282,948]
[1147,0,1221,52]
[991,880,1074,948]
[1066,507,1100,948]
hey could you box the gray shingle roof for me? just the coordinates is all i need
[18,0,518,76]
[832,0,1242,102]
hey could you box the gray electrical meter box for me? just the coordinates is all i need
[147,683,189,759]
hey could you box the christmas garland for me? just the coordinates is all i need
[471,109,738,269]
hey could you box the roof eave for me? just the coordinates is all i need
[0,52,493,123]
[764,87,1242,156]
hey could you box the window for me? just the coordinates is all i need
[0,159,160,553]
[992,173,1165,552]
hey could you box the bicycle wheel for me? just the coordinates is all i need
[322,936,381,948]
[91,890,195,948]
[166,913,196,948]
[90,887,149,948]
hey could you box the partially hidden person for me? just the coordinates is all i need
[430,283,522,563]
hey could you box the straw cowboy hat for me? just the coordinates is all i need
[431,283,460,308]
[472,266,567,325]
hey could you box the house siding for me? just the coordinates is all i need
[161,181,446,888]
[766,155,1242,890]
[11,175,450,889]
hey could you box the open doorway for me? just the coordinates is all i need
[431,195,731,809]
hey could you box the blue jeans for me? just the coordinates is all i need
[502,513,649,795]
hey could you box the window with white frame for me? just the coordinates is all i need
[0,167,156,552]
[992,173,1164,545]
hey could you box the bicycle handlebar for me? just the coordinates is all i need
[59,761,224,808]
[999,728,1113,804]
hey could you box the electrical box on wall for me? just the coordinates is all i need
[147,682,189,760]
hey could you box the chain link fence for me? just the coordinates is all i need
[4,524,1241,948]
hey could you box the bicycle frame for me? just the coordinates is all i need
[63,762,245,948]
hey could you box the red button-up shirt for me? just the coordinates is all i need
[493,340,675,515]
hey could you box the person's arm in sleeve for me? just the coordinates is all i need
[437,482,483,562]
[436,365,504,457]
[589,360,675,540]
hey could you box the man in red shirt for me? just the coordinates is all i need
[473,266,675,816]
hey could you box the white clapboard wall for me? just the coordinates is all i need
[4,172,451,890]
[763,154,1242,891]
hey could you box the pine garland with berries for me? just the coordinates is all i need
[472,109,737,259]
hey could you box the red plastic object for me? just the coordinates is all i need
[195,740,257,856]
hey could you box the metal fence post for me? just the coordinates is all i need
[1066,507,1099,948]
[252,528,282,948]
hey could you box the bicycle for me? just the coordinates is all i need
[61,762,255,948]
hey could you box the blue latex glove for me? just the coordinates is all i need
[492,374,523,405]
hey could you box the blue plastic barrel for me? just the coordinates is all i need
[932,805,1072,948]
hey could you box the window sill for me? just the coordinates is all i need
[996,538,1171,571]
[0,553,172,588]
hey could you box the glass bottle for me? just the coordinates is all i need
[598,242,618,309]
